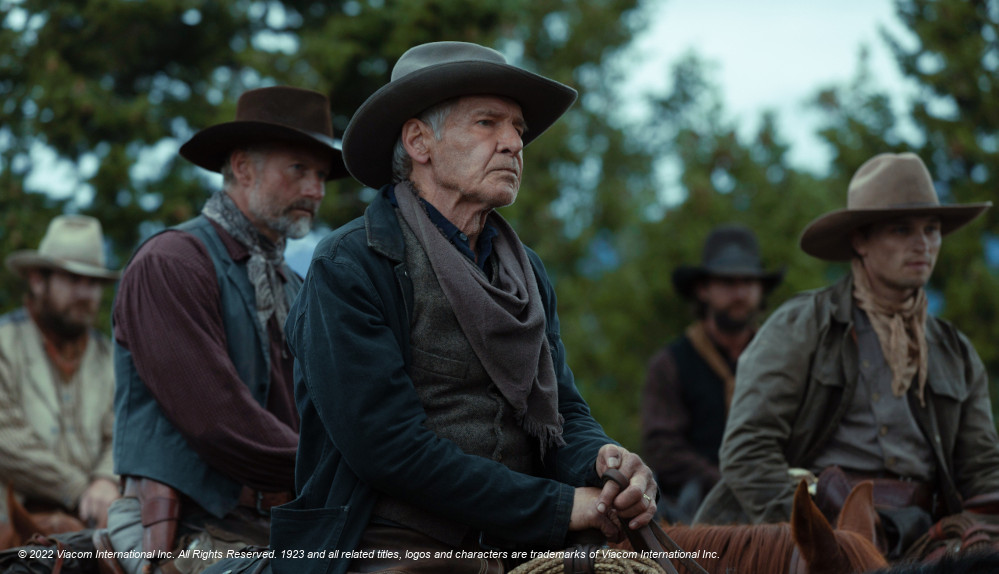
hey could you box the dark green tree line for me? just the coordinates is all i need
[4,0,999,449]
[0,0,655,326]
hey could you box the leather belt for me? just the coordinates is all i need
[816,466,935,519]
[238,487,293,514]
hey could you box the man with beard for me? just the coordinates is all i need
[0,215,121,531]
[105,86,349,574]
[695,153,999,558]
[641,224,783,522]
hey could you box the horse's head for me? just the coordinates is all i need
[791,479,888,574]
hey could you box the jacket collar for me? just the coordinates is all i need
[829,273,855,325]
[364,184,407,263]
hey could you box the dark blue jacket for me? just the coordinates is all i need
[269,186,614,574]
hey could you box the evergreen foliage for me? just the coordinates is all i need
[1,0,998,448]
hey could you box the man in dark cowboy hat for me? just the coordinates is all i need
[641,224,782,522]
[105,86,349,574]
[268,41,657,574]
[694,152,999,556]
[0,215,120,533]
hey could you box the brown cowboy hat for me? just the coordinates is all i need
[179,86,349,180]
[5,215,120,281]
[672,224,784,300]
[341,41,578,189]
[799,152,991,261]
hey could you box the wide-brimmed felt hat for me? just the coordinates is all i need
[800,152,992,261]
[179,86,349,180]
[341,41,579,189]
[672,224,784,300]
[5,215,120,282]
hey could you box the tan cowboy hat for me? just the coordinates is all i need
[672,224,784,300]
[341,41,578,189]
[179,86,349,181]
[799,152,992,261]
[5,215,121,281]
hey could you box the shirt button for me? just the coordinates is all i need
[886,457,897,467]
[872,392,881,402]
[879,425,888,436]
[458,232,468,241]
[862,360,871,369]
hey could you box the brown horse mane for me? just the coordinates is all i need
[660,522,884,574]
[664,523,796,573]
[628,481,888,574]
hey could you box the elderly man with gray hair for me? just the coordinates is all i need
[265,41,658,574]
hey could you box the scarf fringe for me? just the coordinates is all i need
[523,414,567,458]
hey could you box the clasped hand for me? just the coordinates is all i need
[568,444,657,541]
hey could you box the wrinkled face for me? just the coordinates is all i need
[29,270,103,339]
[238,143,331,241]
[696,276,765,333]
[852,215,942,297]
[425,95,526,211]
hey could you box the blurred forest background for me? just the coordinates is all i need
[2,0,998,449]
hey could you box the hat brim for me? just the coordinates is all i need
[671,265,785,300]
[179,121,349,181]
[5,251,121,282]
[799,203,991,261]
[342,60,578,189]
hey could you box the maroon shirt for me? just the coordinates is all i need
[113,220,298,492]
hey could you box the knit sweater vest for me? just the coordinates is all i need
[371,215,539,546]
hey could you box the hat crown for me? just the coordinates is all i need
[37,215,108,268]
[847,152,940,210]
[392,42,508,82]
[799,151,990,261]
[701,225,765,273]
[234,86,333,138]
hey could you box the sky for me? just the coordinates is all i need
[288,1,918,273]
[626,0,914,172]
[13,1,918,273]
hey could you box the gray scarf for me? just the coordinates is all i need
[395,182,565,454]
[202,191,290,334]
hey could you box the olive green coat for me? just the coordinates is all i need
[694,275,999,524]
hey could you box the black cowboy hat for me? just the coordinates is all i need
[341,41,578,189]
[672,224,784,300]
[179,86,350,181]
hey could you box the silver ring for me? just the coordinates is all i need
[643,493,653,504]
